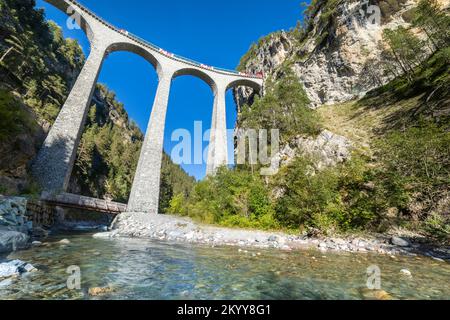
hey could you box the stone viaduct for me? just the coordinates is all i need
[31,0,263,214]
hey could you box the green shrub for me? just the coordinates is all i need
[274,157,342,231]
[274,154,380,233]
[168,193,185,215]
[20,179,41,199]
[239,69,322,142]
[374,120,450,215]
[179,120,448,238]
[183,167,278,230]
[424,212,450,243]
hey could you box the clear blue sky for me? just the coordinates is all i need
[35,0,306,180]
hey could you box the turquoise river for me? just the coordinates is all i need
[0,233,449,300]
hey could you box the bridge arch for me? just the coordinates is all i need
[106,42,162,76]
[226,78,262,93]
[172,68,217,93]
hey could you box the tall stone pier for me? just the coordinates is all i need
[31,42,107,193]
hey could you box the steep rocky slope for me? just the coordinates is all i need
[236,0,449,108]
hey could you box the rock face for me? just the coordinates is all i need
[236,0,426,107]
[0,107,45,196]
[0,196,31,234]
[0,196,31,253]
[0,231,29,254]
[232,0,442,172]
[273,130,352,170]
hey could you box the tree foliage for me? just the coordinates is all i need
[239,68,322,143]
[381,0,450,82]
[413,0,450,50]
[0,1,85,124]
[179,167,279,230]
[0,89,36,141]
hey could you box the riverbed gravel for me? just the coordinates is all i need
[93,212,450,261]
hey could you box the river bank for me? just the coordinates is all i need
[95,212,450,262]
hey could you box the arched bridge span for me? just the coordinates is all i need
[32,0,263,214]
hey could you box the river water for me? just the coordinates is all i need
[0,233,449,300]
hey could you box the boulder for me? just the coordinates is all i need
[0,231,29,253]
[59,239,71,245]
[88,286,116,296]
[32,227,49,239]
[361,289,394,300]
[0,197,27,217]
[273,130,353,171]
[0,196,30,233]
[390,236,411,247]
[400,269,412,277]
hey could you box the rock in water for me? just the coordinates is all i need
[373,290,393,300]
[0,231,29,253]
[0,260,36,279]
[0,261,21,278]
[390,237,411,247]
[400,269,413,277]
[59,239,71,245]
[88,286,116,296]
[361,289,394,300]
[31,241,43,247]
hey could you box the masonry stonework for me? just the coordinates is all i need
[127,68,175,213]
[206,84,228,176]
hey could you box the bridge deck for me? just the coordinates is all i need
[41,192,127,214]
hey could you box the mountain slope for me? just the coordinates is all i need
[236,0,450,108]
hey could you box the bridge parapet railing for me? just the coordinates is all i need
[67,0,262,79]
